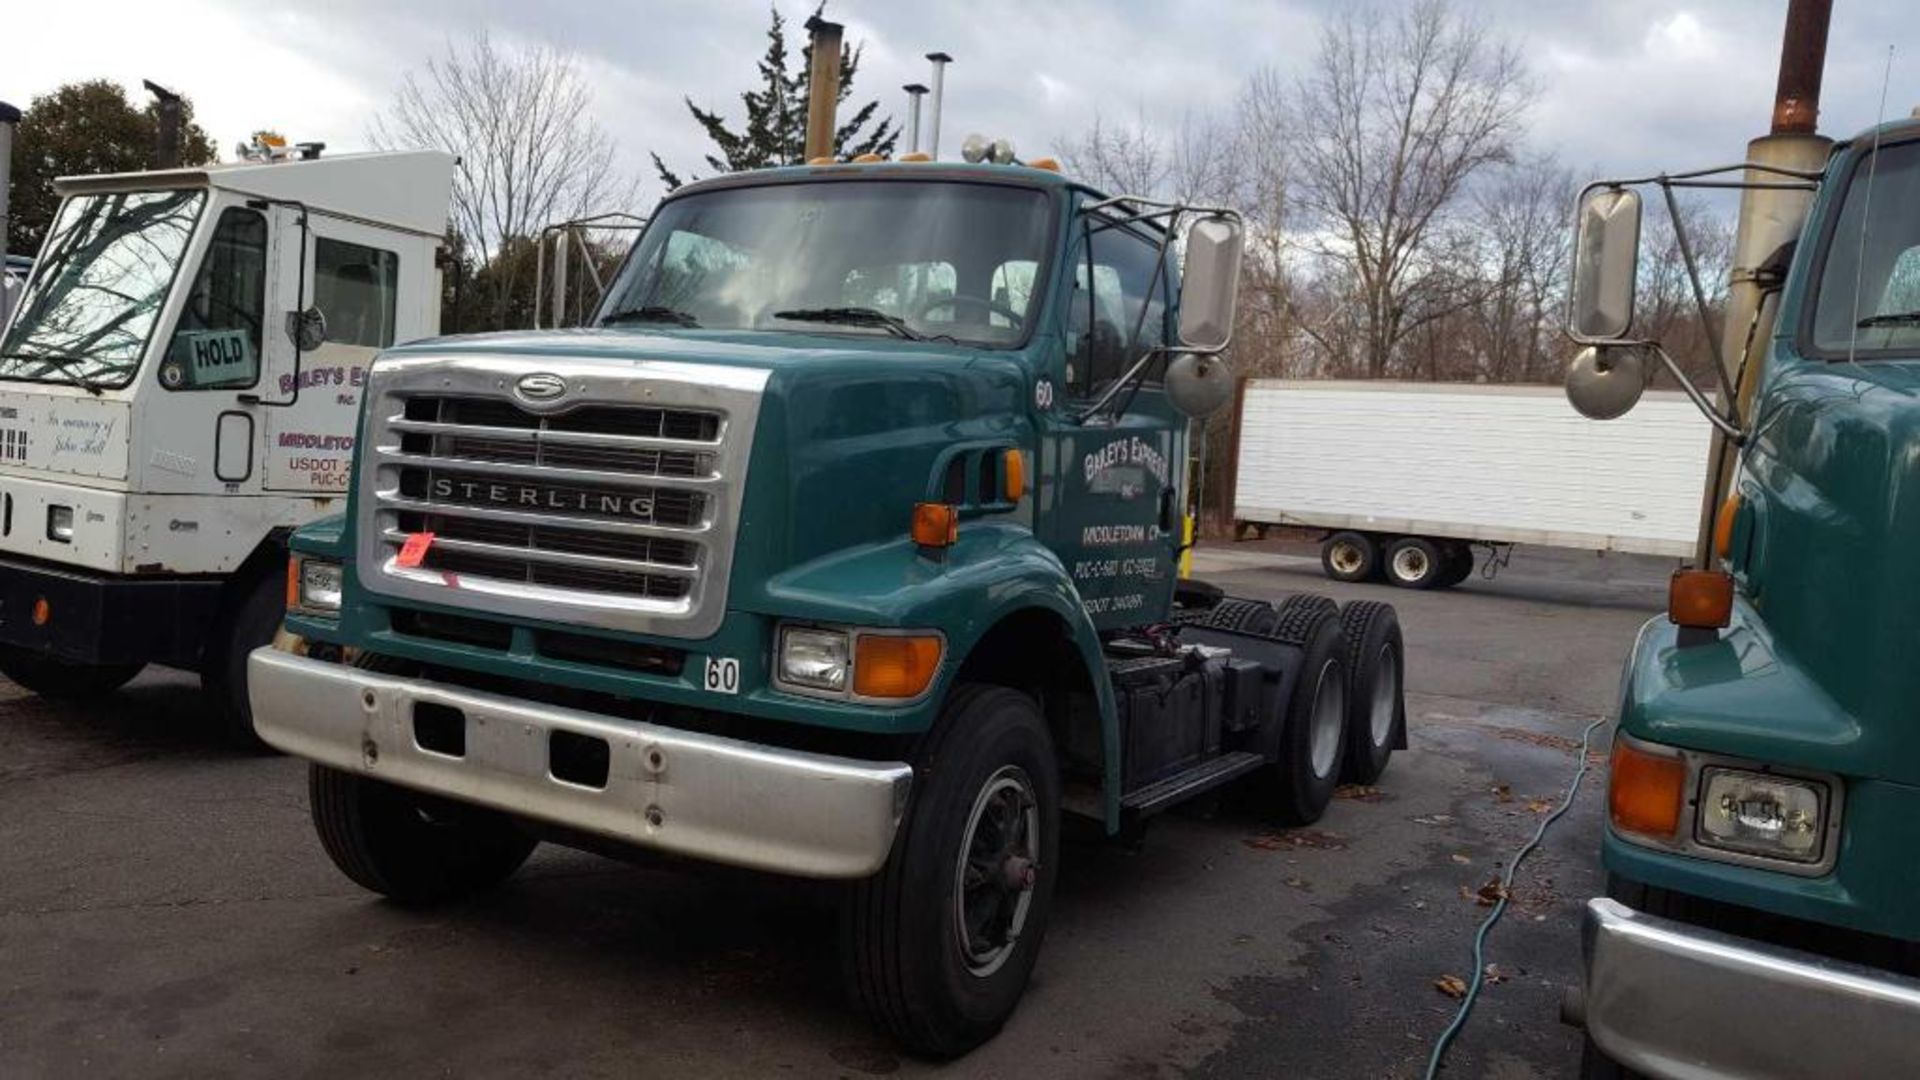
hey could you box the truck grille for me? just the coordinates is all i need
[358,358,767,638]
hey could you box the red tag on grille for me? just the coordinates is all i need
[396,531,434,568]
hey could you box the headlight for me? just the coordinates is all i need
[778,626,849,691]
[47,505,72,542]
[290,557,344,615]
[1696,768,1829,864]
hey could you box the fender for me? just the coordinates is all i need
[758,522,1124,827]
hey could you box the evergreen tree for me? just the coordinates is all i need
[652,4,897,190]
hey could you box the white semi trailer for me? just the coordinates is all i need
[0,146,454,741]
[1230,380,1711,588]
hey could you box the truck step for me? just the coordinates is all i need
[1120,751,1266,817]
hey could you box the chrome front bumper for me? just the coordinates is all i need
[1583,897,1920,1079]
[248,648,912,879]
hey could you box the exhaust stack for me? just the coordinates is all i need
[0,100,18,267]
[925,52,952,160]
[144,80,184,170]
[804,17,844,162]
[903,84,929,154]
[1693,0,1833,565]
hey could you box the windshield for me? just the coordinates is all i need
[597,180,1052,348]
[0,189,205,389]
[1810,139,1920,358]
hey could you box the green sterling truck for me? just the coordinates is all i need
[1562,117,1920,1075]
[246,157,1409,1054]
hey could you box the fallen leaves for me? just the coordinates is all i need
[1526,797,1557,815]
[1434,974,1468,999]
[1473,876,1510,907]
[1449,853,1473,865]
[1490,783,1514,803]
[1243,829,1349,852]
[1334,784,1386,802]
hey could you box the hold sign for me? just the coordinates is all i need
[170,330,256,388]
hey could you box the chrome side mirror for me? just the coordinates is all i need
[1165,351,1234,418]
[1569,186,1642,341]
[1566,345,1648,419]
[1178,214,1243,351]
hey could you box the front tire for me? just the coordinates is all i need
[309,765,538,906]
[0,647,143,699]
[844,684,1060,1057]
[203,570,289,748]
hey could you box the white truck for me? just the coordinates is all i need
[1230,380,1711,588]
[0,146,454,741]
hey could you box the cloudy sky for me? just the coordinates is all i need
[6,0,1918,206]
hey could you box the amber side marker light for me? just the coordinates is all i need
[1610,738,1687,840]
[285,557,303,610]
[1003,449,1026,503]
[911,502,958,547]
[31,597,50,627]
[1713,491,1742,562]
[853,634,942,698]
[1669,568,1734,630]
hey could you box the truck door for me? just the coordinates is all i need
[262,214,400,493]
[1037,206,1184,631]
[144,197,274,495]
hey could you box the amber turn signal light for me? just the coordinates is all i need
[912,502,958,547]
[1669,569,1734,629]
[1713,491,1742,562]
[1003,449,1026,503]
[853,634,943,698]
[286,557,303,610]
[31,596,50,627]
[1609,738,1687,840]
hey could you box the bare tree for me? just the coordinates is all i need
[372,33,635,329]
[1290,0,1531,377]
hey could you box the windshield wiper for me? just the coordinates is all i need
[601,305,700,328]
[1857,311,1920,329]
[772,307,924,341]
[0,351,106,396]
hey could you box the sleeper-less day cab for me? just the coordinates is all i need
[248,157,1413,1054]
[0,146,453,739]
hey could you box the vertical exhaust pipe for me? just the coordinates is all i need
[804,17,844,162]
[1693,0,1833,566]
[903,84,929,154]
[143,80,184,170]
[925,52,952,160]
[0,100,18,267]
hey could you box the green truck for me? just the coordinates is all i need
[1564,118,1920,1076]
[248,159,1409,1054]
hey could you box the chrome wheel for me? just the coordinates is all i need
[1391,546,1430,583]
[954,765,1040,978]
[1308,659,1347,779]
[1369,642,1400,745]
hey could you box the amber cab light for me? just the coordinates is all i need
[853,634,943,698]
[1003,449,1027,503]
[1669,569,1734,629]
[1610,738,1687,840]
[912,502,958,547]
[1713,491,1742,562]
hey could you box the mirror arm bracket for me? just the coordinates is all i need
[1638,341,1746,445]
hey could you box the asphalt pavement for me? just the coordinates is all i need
[0,543,1674,1079]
